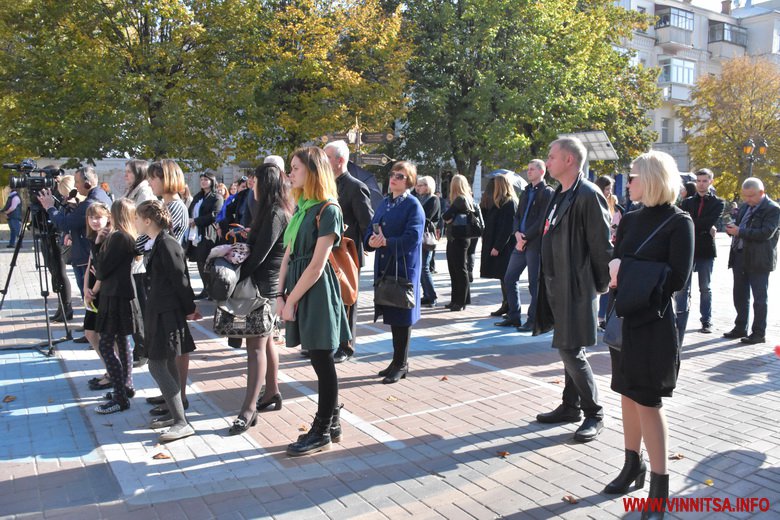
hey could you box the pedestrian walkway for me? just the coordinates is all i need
[1,235,778,519]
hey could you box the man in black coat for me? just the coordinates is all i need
[533,137,613,443]
[724,177,780,344]
[675,168,725,335]
[496,159,554,331]
[325,140,375,363]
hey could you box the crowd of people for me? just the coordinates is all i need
[2,134,777,519]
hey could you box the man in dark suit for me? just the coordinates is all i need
[675,168,725,335]
[324,140,375,363]
[496,159,554,331]
[724,177,780,344]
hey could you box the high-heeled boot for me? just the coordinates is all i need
[286,413,332,457]
[641,472,669,520]
[604,449,647,494]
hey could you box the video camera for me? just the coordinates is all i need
[5,160,63,199]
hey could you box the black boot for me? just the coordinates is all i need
[382,363,408,384]
[330,404,344,442]
[641,472,669,520]
[490,302,508,317]
[604,449,647,494]
[287,414,332,457]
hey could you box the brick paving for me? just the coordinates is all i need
[1,228,778,519]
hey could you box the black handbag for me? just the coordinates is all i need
[374,246,415,309]
[451,200,484,239]
[606,213,679,351]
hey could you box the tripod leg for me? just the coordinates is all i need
[0,207,32,311]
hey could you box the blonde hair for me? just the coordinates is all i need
[57,175,75,198]
[492,174,517,207]
[391,161,418,189]
[630,151,680,207]
[417,175,436,194]
[216,182,228,199]
[109,198,137,241]
[148,159,185,195]
[291,147,338,201]
[85,202,111,241]
[449,174,472,202]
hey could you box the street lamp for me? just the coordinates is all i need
[742,137,768,178]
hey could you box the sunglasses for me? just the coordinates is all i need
[390,173,406,181]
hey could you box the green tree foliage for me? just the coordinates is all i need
[400,0,660,179]
[678,57,780,200]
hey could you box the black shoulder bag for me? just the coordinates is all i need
[374,244,416,309]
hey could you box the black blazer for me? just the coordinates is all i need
[238,206,287,296]
[680,193,725,259]
[144,232,197,315]
[190,191,224,239]
[728,196,780,273]
[513,182,555,252]
[336,172,374,266]
[95,231,136,299]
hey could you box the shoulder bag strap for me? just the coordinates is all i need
[634,213,679,255]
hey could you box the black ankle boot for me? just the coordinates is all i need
[287,414,332,457]
[604,449,647,494]
[382,363,408,384]
[641,472,669,520]
[378,363,395,377]
[330,403,343,442]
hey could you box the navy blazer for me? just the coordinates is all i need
[47,187,112,265]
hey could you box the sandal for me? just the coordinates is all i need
[95,399,130,415]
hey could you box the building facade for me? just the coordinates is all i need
[620,0,780,171]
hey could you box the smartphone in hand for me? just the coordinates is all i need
[372,223,381,235]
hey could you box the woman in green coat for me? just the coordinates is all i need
[277,146,351,457]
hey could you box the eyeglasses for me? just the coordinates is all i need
[628,175,638,183]
[390,173,406,181]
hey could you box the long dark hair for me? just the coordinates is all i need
[248,163,293,242]
[125,159,149,196]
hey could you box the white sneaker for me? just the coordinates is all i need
[159,423,195,442]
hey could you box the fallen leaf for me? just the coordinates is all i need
[298,424,308,432]
[552,379,562,385]
[386,396,398,402]
[152,452,171,460]
[440,376,449,381]
[3,395,16,403]
[562,495,580,504]
[704,479,714,486]
[669,453,685,460]
[497,451,510,459]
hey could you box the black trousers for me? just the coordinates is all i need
[447,238,471,306]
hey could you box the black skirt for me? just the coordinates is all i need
[145,309,196,360]
[83,294,99,331]
[95,296,135,336]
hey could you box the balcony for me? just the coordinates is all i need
[656,26,693,51]
[708,23,747,60]
[709,40,746,60]
[659,83,692,103]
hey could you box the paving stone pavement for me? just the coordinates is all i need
[0,231,778,519]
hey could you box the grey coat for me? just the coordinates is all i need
[533,175,613,349]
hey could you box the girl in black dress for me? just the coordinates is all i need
[84,203,112,391]
[90,199,138,414]
[136,200,201,442]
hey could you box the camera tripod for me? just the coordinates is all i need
[0,205,72,357]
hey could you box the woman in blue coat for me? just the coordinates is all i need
[365,161,424,384]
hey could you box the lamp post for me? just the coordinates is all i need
[742,137,768,178]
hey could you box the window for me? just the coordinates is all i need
[655,7,694,31]
[709,23,748,46]
[659,58,696,85]
[661,118,672,143]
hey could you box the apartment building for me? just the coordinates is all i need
[619,0,780,171]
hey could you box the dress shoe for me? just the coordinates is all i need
[604,449,647,494]
[146,395,166,405]
[723,328,747,339]
[256,392,283,411]
[516,322,534,333]
[421,299,437,308]
[95,399,130,414]
[287,414,332,457]
[73,336,90,344]
[333,347,352,363]
[699,323,712,334]
[574,416,604,443]
[536,404,582,424]
[490,304,509,317]
[228,411,258,435]
[159,423,195,442]
[382,363,408,384]
[741,334,766,344]
[150,415,174,429]
[494,318,520,327]
[103,388,135,400]
[89,379,113,391]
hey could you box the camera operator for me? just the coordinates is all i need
[2,188,23,248]
[37,167,112,305]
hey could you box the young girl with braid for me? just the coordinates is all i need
[135,200,201,442]
[90,199,138,414]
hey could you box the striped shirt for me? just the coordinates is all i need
[167,198,188,244]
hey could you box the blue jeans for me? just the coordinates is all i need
[421,249,437,302]
[503,247,540,324]
[72,264,87,299]
[731,251,770,337]
[8,218,21,246]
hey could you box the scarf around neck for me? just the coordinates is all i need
[283,197,323,253]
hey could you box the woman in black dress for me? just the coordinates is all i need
[89,199,139,414]
[480,175,518,317]
[188,172,223,299]
[604,151,693,520]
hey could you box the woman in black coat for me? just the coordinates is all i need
[188,171,223,299]
[442,174,477,311]
[604,151,693,520]
[415,175,441,307]
[480,175,518,317]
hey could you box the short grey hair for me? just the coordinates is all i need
[550,137,587,172]
[528,159,546,173]
[417,175,436,193]
[76,166,98,187]
[324,140,350,161]
[742,177,765,191]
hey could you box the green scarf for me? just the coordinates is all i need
[283,197,323,253]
